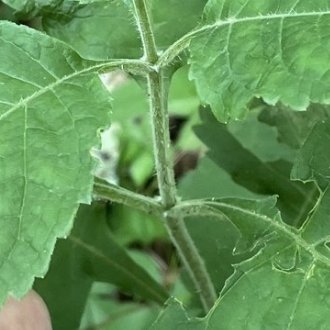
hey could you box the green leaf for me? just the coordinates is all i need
[184,215,240,294]
[292,117,330,244]
[292,118,330,188]
[178,156,257,200]
[204,197,283,255]
[194,110,318,226]
[258,103,330,149]
[152,195,330,329]
[0,22,110,303]
[189,0,330,121]
[178,156,250,297]
[227,107,294,163]
[177,108,304,299]
[69,203,168,304]
[198,197,330,329]
[43,1,140,60]
[34,231,92,330]
[163,113,330,325]
[150,0,207,55]
[36,202,168,329]
[2,0,78,19]
[39,0,207,60]
[301,187,330,245]
[0,2,16,21]
[149,298,196,330]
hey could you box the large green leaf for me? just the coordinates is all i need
[189,0,330,121]
[31,0,207,60]
[0,21,111,304]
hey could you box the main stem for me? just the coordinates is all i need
[148,71,176,208]
[132,0,216,312]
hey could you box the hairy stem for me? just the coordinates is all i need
[148,71,177,208]
[132,0,158,63]
[130,0,217,312]
[94,180,162,216]
[165,215,217,311]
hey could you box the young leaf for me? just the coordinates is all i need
[189,0,330,121]
[0,21,110,304]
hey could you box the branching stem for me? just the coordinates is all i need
[99,0,219,312]
[94,180,162,216]
[165,215,218,311]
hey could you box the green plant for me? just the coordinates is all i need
[1,0,330,328]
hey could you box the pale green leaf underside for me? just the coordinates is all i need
[189,0,330,121]
[0,22,110,303]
